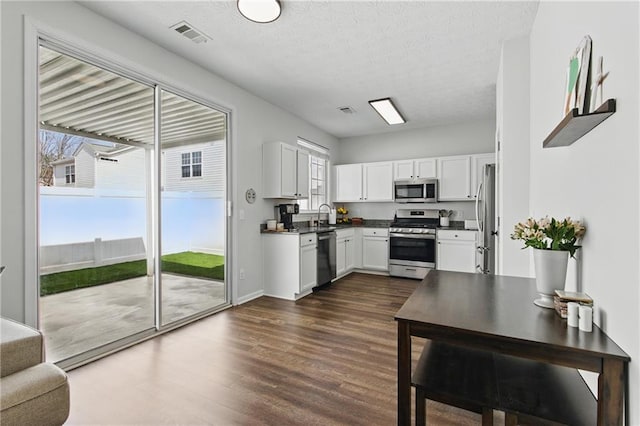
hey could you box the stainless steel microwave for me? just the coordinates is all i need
[394,178,438,203]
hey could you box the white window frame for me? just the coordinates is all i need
[65,164,75,184]
[297,139,330,213]
[181,151,202,178]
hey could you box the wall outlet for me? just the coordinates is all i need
[456,210,464,219]
[239,268,245,279]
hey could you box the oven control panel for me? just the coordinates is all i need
[390,227,436,234]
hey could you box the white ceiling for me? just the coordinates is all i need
[79,1,539,139]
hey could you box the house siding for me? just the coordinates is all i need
[95,148,146,190]
[75,148,95,188]
[52,162,72,186]
[163,140,225,194]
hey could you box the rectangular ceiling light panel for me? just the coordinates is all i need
[369,98,406,125]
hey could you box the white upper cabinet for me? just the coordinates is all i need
[415,158,437,179]
[437,154,494,201]
[280,144,297,197]
[336,153,492,203]
[335,164,363,202]
[437,156,472,201]
[471,153,495,199]
[393,158,437,180]
[334,162,393,202]
[393,160,414,180]
[296,149,310,198]
[263,142,309,199]
[363,162,393,201]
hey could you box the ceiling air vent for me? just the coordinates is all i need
[338,106,355,114]
[171,21,211,44]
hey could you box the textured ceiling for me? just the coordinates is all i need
[79,1,539,139]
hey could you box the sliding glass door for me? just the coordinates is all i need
[37,42,229,365]
[159,90,227,326]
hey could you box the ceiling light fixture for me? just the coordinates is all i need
[368,98,406,125]
[237,0,282,24]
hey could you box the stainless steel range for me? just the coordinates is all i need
[389,209,439,280]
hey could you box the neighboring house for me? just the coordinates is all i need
[51,140,225,192]
[162,140,226,193]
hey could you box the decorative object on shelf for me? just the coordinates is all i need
[511,217,586,308]
[546,35,616,149]
[336,206,348,224]
[439,209,452,227]
[589,56,610,112]
[563,36,592,116]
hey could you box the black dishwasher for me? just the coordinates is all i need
[316,231,337,286]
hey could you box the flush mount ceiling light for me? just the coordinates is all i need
[368,98,406,125]
[237,0,282,23]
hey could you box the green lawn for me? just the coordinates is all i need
[40,252,224,296]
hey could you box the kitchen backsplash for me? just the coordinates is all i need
[335,201,475,220]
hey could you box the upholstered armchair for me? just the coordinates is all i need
[0,317,70,425]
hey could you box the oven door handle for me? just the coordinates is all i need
[390,233,436,240]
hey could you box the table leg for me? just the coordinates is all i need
[398,321,411,426]
[597,359,625,425]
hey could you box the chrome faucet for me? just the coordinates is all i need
[317,203,332,227]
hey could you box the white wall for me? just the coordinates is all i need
[496,36,531,277]
[0,1,339,322]
[337,119,495,164]
[530,2,639,422]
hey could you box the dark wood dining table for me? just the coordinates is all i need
[395,270,630,425]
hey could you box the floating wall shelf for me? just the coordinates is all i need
[543,99,616,148]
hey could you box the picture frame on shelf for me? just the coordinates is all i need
[562,35,592,117]
[575,35,592,115]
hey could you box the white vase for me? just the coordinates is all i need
[533,249,569,309]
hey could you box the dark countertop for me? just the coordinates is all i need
[260,219,392,234]
[437,221,472,231]
[260,220,481,234]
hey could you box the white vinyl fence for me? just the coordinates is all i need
[39,187,225,274]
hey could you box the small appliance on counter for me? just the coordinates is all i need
[276,204,299,230]
[328,208,337,225]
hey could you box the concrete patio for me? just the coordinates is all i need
[40,273,225,362]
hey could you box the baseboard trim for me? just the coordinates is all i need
[353,269,389,276]
[235,290,264,305]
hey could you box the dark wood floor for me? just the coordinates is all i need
[66,273,484,425]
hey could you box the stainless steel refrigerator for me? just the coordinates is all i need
[475,163,496,274]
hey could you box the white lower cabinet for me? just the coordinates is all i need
[436,230,478,273]
[300,236,318,293]
[361,228,389,271]
[335,228,355,279]
[263,233,317,300]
